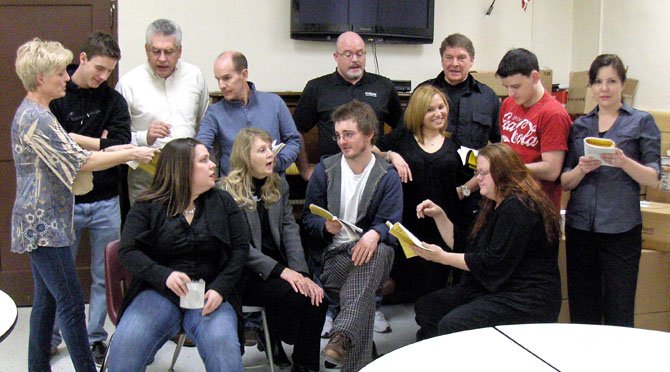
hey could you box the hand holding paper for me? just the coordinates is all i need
[309,204,362,240]
[583,137,616,166]
[386,221,429,258]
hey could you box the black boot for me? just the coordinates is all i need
[257,331,292,368]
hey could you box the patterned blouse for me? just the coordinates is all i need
[11,98,91,254]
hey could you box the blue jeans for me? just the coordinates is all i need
[29,246,96,371]
[52,196,120,346]
[107,289,242,372]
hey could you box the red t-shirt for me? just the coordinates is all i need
[499,91,571,209]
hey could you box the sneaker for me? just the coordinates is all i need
[374,310,391,333]
[321,331,351,366]
[90,341,107,367]
[321,314,333,338]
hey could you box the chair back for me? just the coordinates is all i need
[104,239,132,325]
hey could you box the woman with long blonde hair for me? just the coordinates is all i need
[222,128,326,372]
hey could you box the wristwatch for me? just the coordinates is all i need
[459,185,471,198]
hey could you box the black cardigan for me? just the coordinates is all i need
[119,188,249,345]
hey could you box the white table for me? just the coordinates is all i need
[0,290,17,342]
[363,323,670,372]
[361,327,556,372]
[496,323,670,372]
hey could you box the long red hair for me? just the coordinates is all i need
[470,143,560,244]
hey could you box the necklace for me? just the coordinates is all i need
[184,206,196,215]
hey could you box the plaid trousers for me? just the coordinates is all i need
[319,241,394,372]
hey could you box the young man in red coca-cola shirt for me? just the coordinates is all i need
[496,48,571,209]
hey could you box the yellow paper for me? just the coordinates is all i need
[386,221,423,258]
[137,154,160,175]
[308,204,336,220]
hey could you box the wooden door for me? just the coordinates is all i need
[0,0,116,306]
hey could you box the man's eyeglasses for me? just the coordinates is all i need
[474,170,491,177]
[332,132,358,142]
[336,50,366,59]
[150,48,177,58]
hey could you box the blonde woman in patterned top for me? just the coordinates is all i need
[11,38,156,371]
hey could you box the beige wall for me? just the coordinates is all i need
[599,1,670,110]
[118,1,670,110]
[571,0,670,110]
[117,0,573,93]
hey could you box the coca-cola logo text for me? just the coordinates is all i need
[501,112,538,148]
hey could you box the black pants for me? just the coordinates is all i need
[565,224,642,327]
[414,281,558,340]
[242,272,327,370]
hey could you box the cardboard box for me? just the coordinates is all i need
[558,299,570,323]
[649,110,670,155]
[635,312,670,332]
[635,249,670,314]
[471,68,552,97]
[641,201,670,252]
[566,71,638,115]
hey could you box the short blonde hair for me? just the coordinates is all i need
[404,85,451,143]
[15,38,72,91]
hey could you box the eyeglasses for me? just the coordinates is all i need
[331,131,358,142]
[336,50,366,59]
[474,170,490,177]
[150,48,177,58]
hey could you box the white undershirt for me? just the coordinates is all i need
[332,156,375,246]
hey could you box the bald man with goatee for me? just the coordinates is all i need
[293,31,402,181]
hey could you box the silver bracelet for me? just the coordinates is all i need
[385,150,393,162]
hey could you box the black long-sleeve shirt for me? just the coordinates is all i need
[293,70,402,157]
[50,64,131,203]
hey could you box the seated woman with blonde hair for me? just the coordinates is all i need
[413,143,561,339]
[222,128,327,372]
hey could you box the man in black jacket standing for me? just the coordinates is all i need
[48,31,130,367]
[418,33,501,279]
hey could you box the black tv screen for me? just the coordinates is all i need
[291,0,434,44]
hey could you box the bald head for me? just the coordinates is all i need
[214,50,250,103]
[334,32,366,84]
[216,50,248,73]
[336,31,365,50]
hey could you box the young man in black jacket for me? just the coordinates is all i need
[48,31,130,367]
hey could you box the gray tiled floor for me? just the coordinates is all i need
[0,304,418,371]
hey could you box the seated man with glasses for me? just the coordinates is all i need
[293,31,403,181]
[116,18,209,204]
[302,101,401,371]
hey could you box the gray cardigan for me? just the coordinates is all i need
[243,177,309,279]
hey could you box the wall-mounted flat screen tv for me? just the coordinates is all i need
[291,0,434,44]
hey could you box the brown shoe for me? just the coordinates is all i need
[321,331,351,365]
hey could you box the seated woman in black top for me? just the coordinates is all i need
[412,143,561,339]
[222,128,327,372]
[107,138,249,371]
